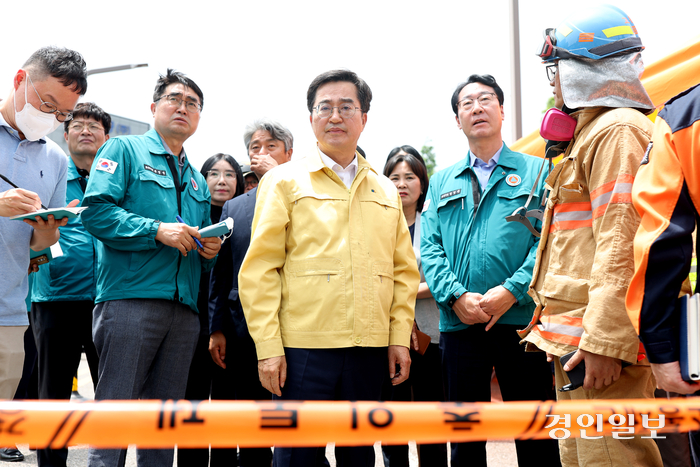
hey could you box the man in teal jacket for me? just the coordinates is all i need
[420,74,560,467]
[81,70,220,467]
[31,102,110,467]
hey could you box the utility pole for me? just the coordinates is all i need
[87,63,148,76]
[510,0,523,141]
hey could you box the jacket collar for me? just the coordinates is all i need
[304,145,378,177]
[145,128,173,156]
[455,142,519,177]
[67,157,79,181]
[570,107,611,139]
[145,128,192,175]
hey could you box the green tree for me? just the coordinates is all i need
[544,96,555,113]
[421,143,437,178]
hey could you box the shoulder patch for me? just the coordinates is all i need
[440,189,461,200]
[641,141,652,166]
[96,158,118,174]
[143,164,166,176]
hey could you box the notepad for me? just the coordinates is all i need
[680,293,700,382]
[11,206,88,221]
[199,217,233,238]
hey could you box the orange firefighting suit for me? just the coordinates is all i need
[627,83,700,364]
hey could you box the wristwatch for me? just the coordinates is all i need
[447,291,463,309]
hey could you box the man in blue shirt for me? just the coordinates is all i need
[31,102,110,467]
[82,70,221,467]
[0,46,87,405]
[420,74,560,467]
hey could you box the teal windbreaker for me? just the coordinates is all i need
[81,129,214,313]
[32,158,96,302]
[420,144,548,333]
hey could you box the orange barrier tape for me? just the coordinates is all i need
[0,399,695,449]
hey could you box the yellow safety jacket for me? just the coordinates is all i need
[519,107,652,364]
[239,150,419,361]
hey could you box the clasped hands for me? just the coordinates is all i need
[451,285,516,331]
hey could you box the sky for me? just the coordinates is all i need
[2,0,698,173]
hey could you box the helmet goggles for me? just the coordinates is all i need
[537,28,578,61]
[536,26,643,62]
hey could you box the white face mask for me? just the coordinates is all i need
[14,75,61,141]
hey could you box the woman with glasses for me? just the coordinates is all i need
[178,153,243,467]
[382,146,447,467]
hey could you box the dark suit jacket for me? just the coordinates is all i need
[209,187,257,336]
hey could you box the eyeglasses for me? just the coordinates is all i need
[26,74,73,122]
[245,179,258,188]
[69,121,105,133]
[206,170,236,180]
[458,92,497,111]
[155,93,202,113]
[314,103,360,119]
[546,64,558,83]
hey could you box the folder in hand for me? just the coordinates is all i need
[680,293,700,382]
[11,206,87,221]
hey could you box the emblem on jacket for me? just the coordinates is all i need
[143,164,166,176]
[506,174,522,186]
[440,189,461,200]
[96,158,118,174]
[191,177,198,191]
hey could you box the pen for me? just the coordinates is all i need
[175,215,204,250]
[0,173,47,210]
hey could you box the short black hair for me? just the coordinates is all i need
[307,69,372,114]
[383,146,429,212]
[200,153,244,199]
[451,74,504,115]
[63,102,111,134]
[23,46,88,95]
[153,69,204,111]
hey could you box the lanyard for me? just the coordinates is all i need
[164,154,185,215]
[467,170,481,217]
[504,156,549,237]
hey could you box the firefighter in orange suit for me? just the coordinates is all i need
[517,5,662,466]
[626,83,700,396]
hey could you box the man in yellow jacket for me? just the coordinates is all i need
[239,69,419,467]
[518,5,662,467]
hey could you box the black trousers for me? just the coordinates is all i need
[208,321,274,467]
[381,342,448,467]
[14,321,38,400]
[177,325,220,467]
[272,347,388,467]
[31,300,99,467]
[440,324,561,467]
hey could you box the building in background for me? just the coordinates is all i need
[47,114,149,154]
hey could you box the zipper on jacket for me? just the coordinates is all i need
[165,154,185,303]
